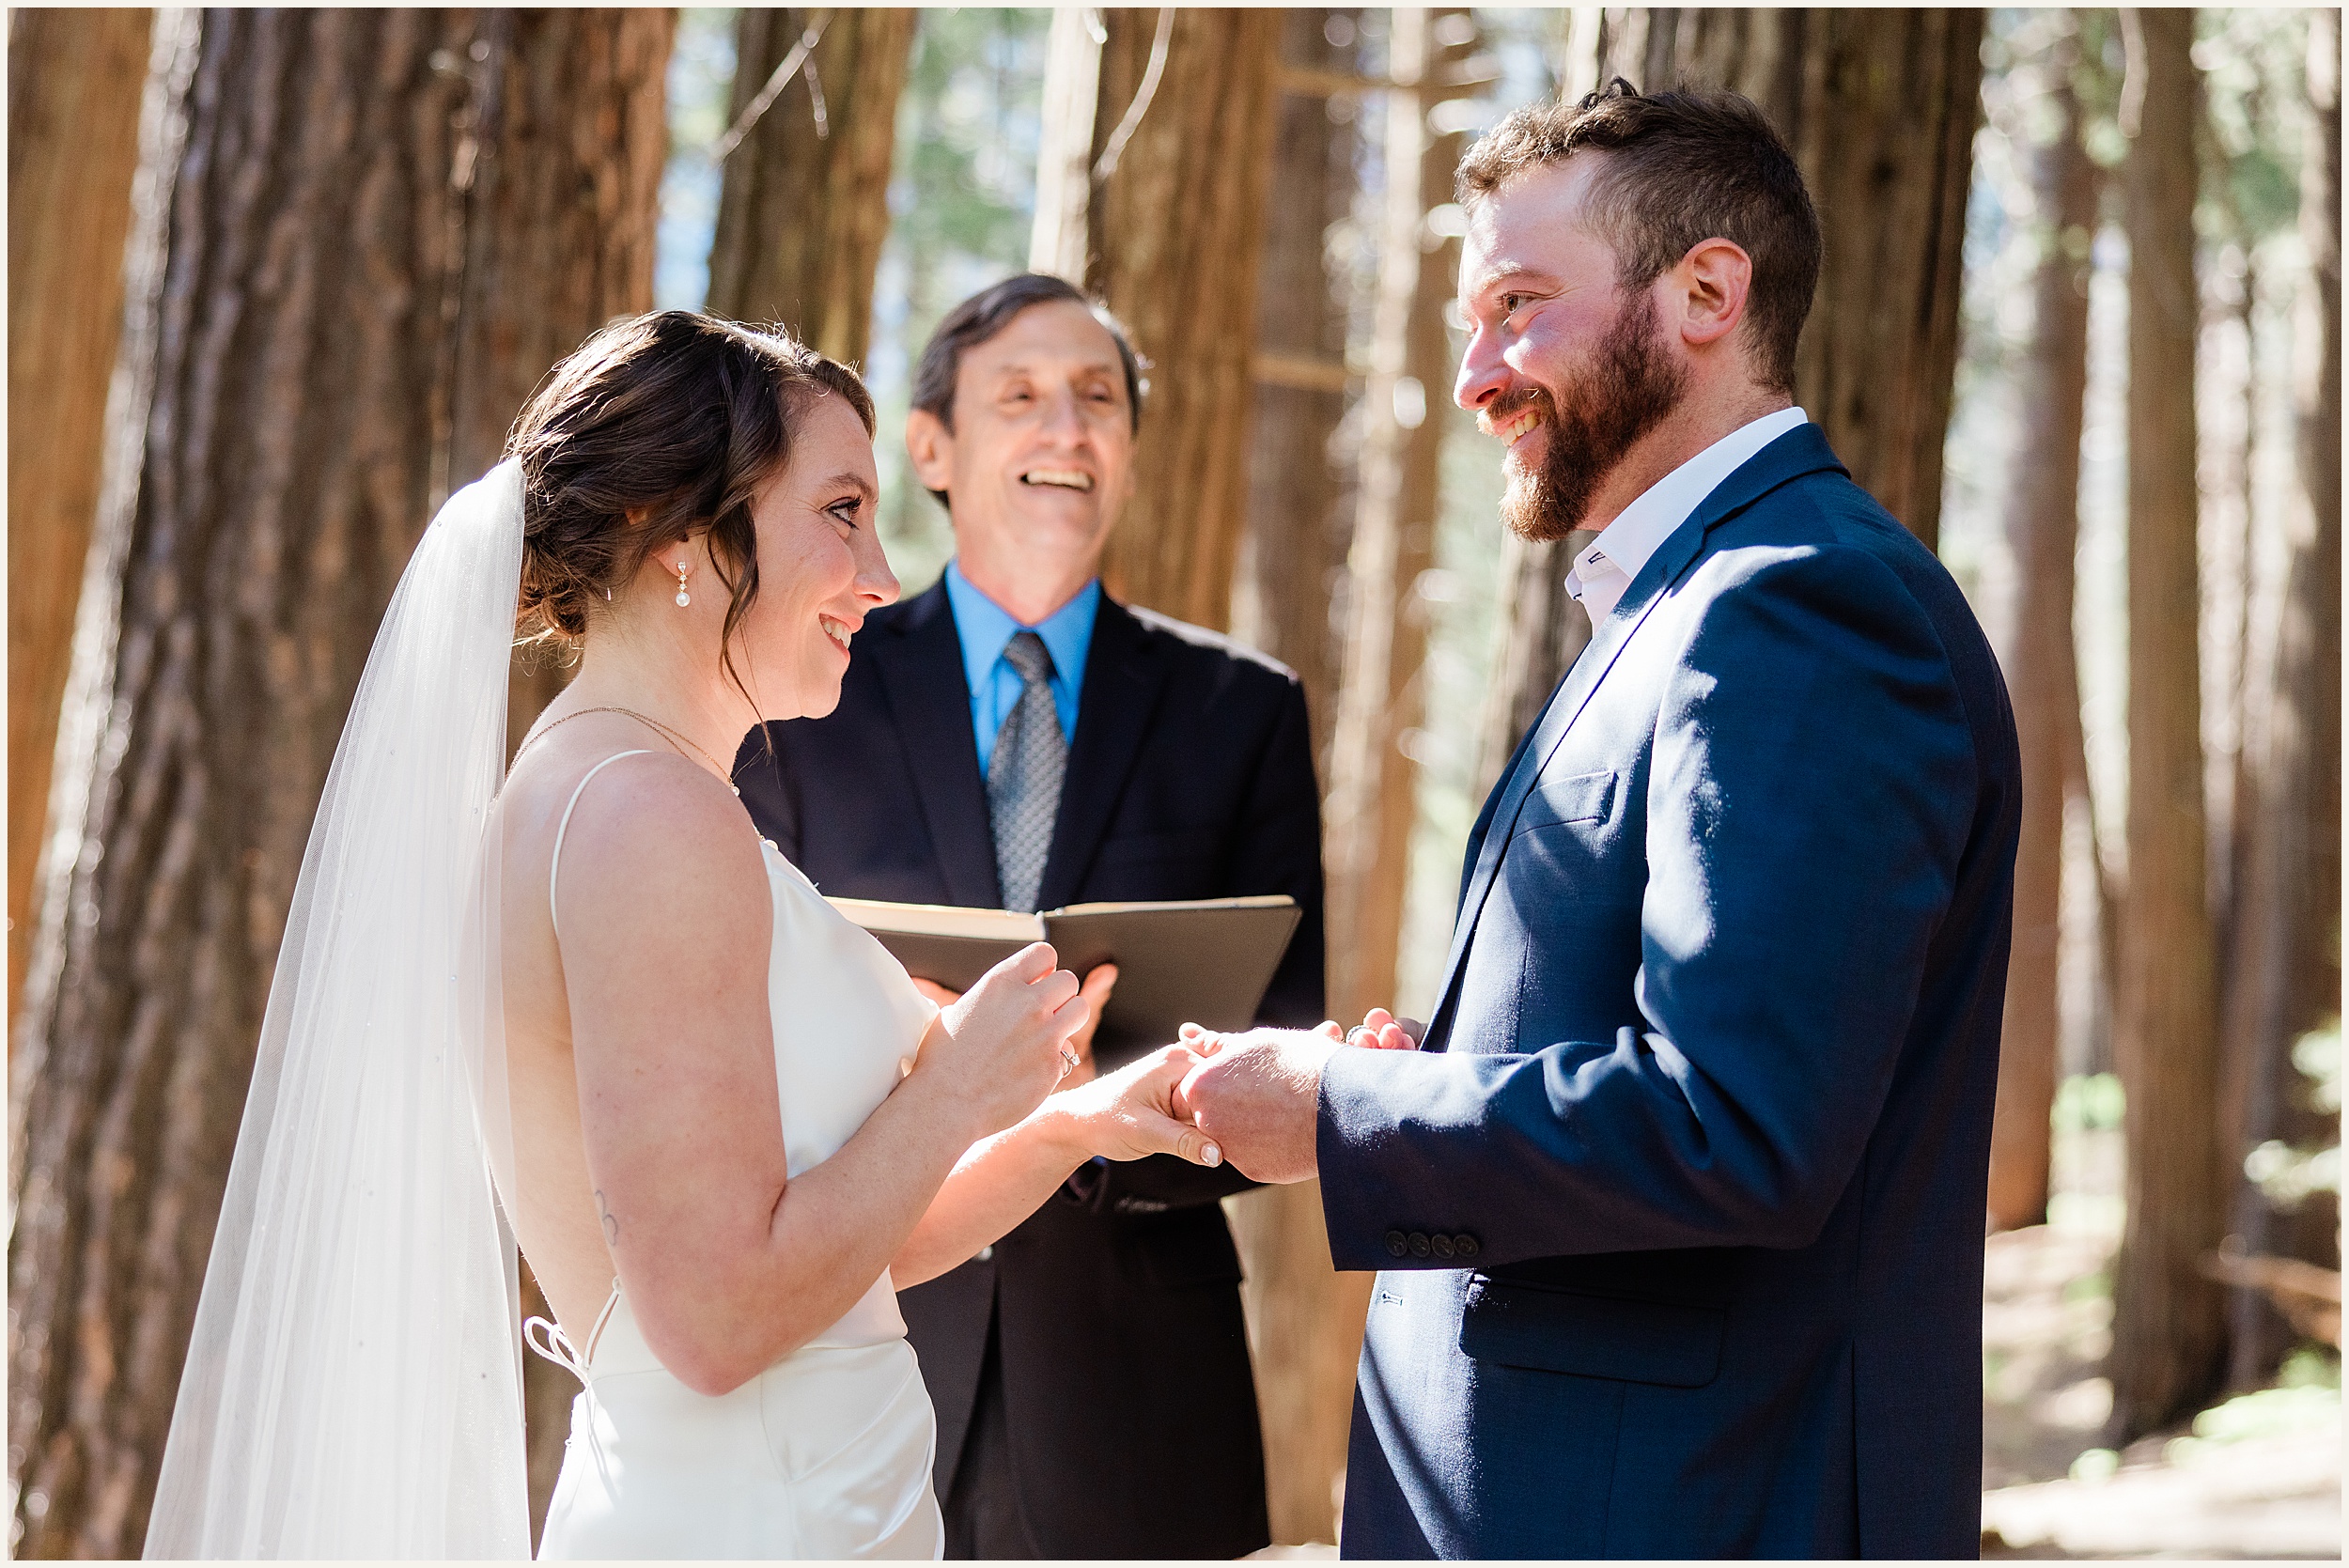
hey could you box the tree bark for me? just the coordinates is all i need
[1220,15,1372,1548]
[1241,19,1475,1539]
[706,8,914,367]
[1323,7,1473,1026]
[8,8,155,1042]
[4,12,670,1556]
[2219,7,2342,1387]
[1232,8,1362,764]
[1985,41,2098,1234]
[1598,8,1982,549]
[2107,6,2226,1443]
[1081,7,1284,629]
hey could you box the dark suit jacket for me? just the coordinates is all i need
[1318,426,2019,1559]
[736,580,1324,1560]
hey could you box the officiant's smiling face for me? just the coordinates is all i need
[731,391,898,720]
[905,298,1137,618]
[1454,155,1694,541]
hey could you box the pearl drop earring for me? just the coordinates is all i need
[674,561,691,609]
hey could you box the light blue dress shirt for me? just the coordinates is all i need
[941,560,1099,775]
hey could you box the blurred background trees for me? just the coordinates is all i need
[7,6,2339,1555]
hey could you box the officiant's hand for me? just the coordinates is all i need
[914,964,1118,1091]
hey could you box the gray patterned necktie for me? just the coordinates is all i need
[987,630,1067,912]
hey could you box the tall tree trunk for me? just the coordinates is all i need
[2108,6,2225,1443]
[1223,12,1364,1548]
[2219,7,2343,1387]
[706,8,914,367]
[1081,7,1283,629]
[8,8,155,1041]
[1598,8,1982,549]
[1323,7,1472,1027]
[1232,8,1361,764]
[4,13,670,1556]
[1029,5,1104,283]
[1986,45,2098,1234]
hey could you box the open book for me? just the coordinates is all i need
[828,893,1302,1069]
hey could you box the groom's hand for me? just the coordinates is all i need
[1171,1028,1336,1184]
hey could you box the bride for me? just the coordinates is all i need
[144,312,1221,1559]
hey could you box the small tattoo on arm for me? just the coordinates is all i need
[595,1188,619,1246]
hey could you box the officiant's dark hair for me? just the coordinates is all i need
[1457,82,1820,393]
[507,310,875,706]
[908,273,1144,506]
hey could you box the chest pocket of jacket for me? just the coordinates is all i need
[1514,768,1619,835]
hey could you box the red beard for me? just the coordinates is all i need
[1496,290,1688,542]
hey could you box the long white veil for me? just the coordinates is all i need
[145,462,531,1558]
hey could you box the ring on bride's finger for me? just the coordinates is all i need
[1347,1026,1373,1046]
[1058,1046,1080,1076]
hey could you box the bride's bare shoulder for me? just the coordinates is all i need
[503,731,767,930]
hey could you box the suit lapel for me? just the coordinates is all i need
[1423,426,1848,1048]
[872,582,1002,908]
[1036,598,1172,912]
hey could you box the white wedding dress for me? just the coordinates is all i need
[531,752,946,1560]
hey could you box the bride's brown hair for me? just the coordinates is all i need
[506,310,875,699]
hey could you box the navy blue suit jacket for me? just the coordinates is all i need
[1318,426,2018,1559]
[735,581,1323,1559]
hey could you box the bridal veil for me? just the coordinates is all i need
[145,463,532,1557]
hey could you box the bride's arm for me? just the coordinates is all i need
[556,757,1079,1397]
[889,1048,1219,1287]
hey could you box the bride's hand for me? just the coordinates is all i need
[911,942,1087,1140]
[1049,1044,1224,1167]
[916,964,1117,1092]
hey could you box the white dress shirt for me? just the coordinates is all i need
[1564,405,1811,632]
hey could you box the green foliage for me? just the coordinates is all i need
[2196,8,2311,247]
[864,8,1051,593]
[2243,1022,2343,1207]
[2055,1072,2126,1134]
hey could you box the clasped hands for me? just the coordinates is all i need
[1162,1009,1424,1184]
[912,964,1419,1182]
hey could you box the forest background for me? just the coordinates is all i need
[6,6,2341,1559]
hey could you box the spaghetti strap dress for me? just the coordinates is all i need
[532,752,945,1560]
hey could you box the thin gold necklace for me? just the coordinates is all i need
[520,705,741,797]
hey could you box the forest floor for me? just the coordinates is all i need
[1980,1128,2342,1560]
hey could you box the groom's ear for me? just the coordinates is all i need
[904,408,957,496]
[1672,237,1754,351]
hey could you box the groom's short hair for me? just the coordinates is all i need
[1457,82,1821,394]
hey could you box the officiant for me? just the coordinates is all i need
[735,272,1324,1560]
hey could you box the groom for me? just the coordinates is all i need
[1181,84,2019,1558]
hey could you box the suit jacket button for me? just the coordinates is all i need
[1385,1230,1408,1258]
[976,1244,995,1263]
[1408,1232,1432,1258]
[1455,1234,1479,1259]
[1431,1234,1456,1260]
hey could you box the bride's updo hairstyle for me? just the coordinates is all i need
[507,309,875,694]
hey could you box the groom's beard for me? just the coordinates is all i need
[1498,292,1688,543]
